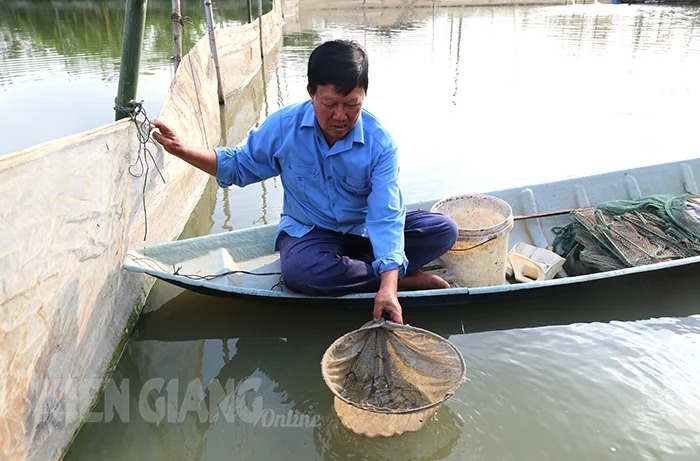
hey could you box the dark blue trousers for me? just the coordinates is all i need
[279,210,458,295]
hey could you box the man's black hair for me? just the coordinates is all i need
[307,39,369,96]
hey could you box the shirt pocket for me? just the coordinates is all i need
[286,163,320,202]
[340,175,372,197]
[338,175,371,215]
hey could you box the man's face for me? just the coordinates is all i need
[308,84,365,147]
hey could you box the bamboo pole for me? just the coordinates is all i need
[172,0,182,73]
[257,0,264,58]
[204,0,225,104]
[247,0,253,23]
[513,207,592,221]
[115,0,148,121]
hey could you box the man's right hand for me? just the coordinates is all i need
[373,269,404,324]
[151,119,183,156]
[150,119,218,176]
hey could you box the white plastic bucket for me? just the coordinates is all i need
[430,194,514,288]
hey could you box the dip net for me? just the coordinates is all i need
[321,320,466,437]
[552,194,700,275]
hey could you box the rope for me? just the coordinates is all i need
[171,12,194,26]
[114,99,166,241]
[125,253,283,289]
[173,266,282,280]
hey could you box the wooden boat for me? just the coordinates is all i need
[123,157,700,307]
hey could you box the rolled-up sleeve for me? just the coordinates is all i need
[367,147,408,278]
[214,120,282,188]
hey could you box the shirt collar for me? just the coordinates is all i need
[350,113,365,144]
[301,101,316,128]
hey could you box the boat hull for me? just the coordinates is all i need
[123,156,700,307]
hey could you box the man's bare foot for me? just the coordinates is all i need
[398,270,450,291]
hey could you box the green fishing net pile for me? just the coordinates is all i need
[551,194,700,276]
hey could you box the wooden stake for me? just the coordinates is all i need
[204,0,225,104]
[172,0,182,73]
[257,0,264,59]
[115,0,148,121]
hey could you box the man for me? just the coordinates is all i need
[152,39,457,324]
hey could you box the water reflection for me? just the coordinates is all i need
[0,0,250,87]
[313,405,464,461]
[449,15,463,104]
[73,329,463,460]
[64,258,700,460]
[215,45,285,232]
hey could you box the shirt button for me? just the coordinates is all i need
[327,176,332,180]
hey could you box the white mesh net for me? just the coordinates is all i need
[321,320,467,437]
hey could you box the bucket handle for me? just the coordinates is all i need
[448,235,498,252]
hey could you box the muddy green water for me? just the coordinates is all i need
[4,2,700,460]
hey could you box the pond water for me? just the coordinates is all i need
[4,1,700,460]
[0,0,254,155]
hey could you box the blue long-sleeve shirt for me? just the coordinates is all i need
[214,100,408,277]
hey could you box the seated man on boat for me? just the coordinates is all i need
[151,39,458,324]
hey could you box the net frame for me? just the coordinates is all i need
[321,320,467,436]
